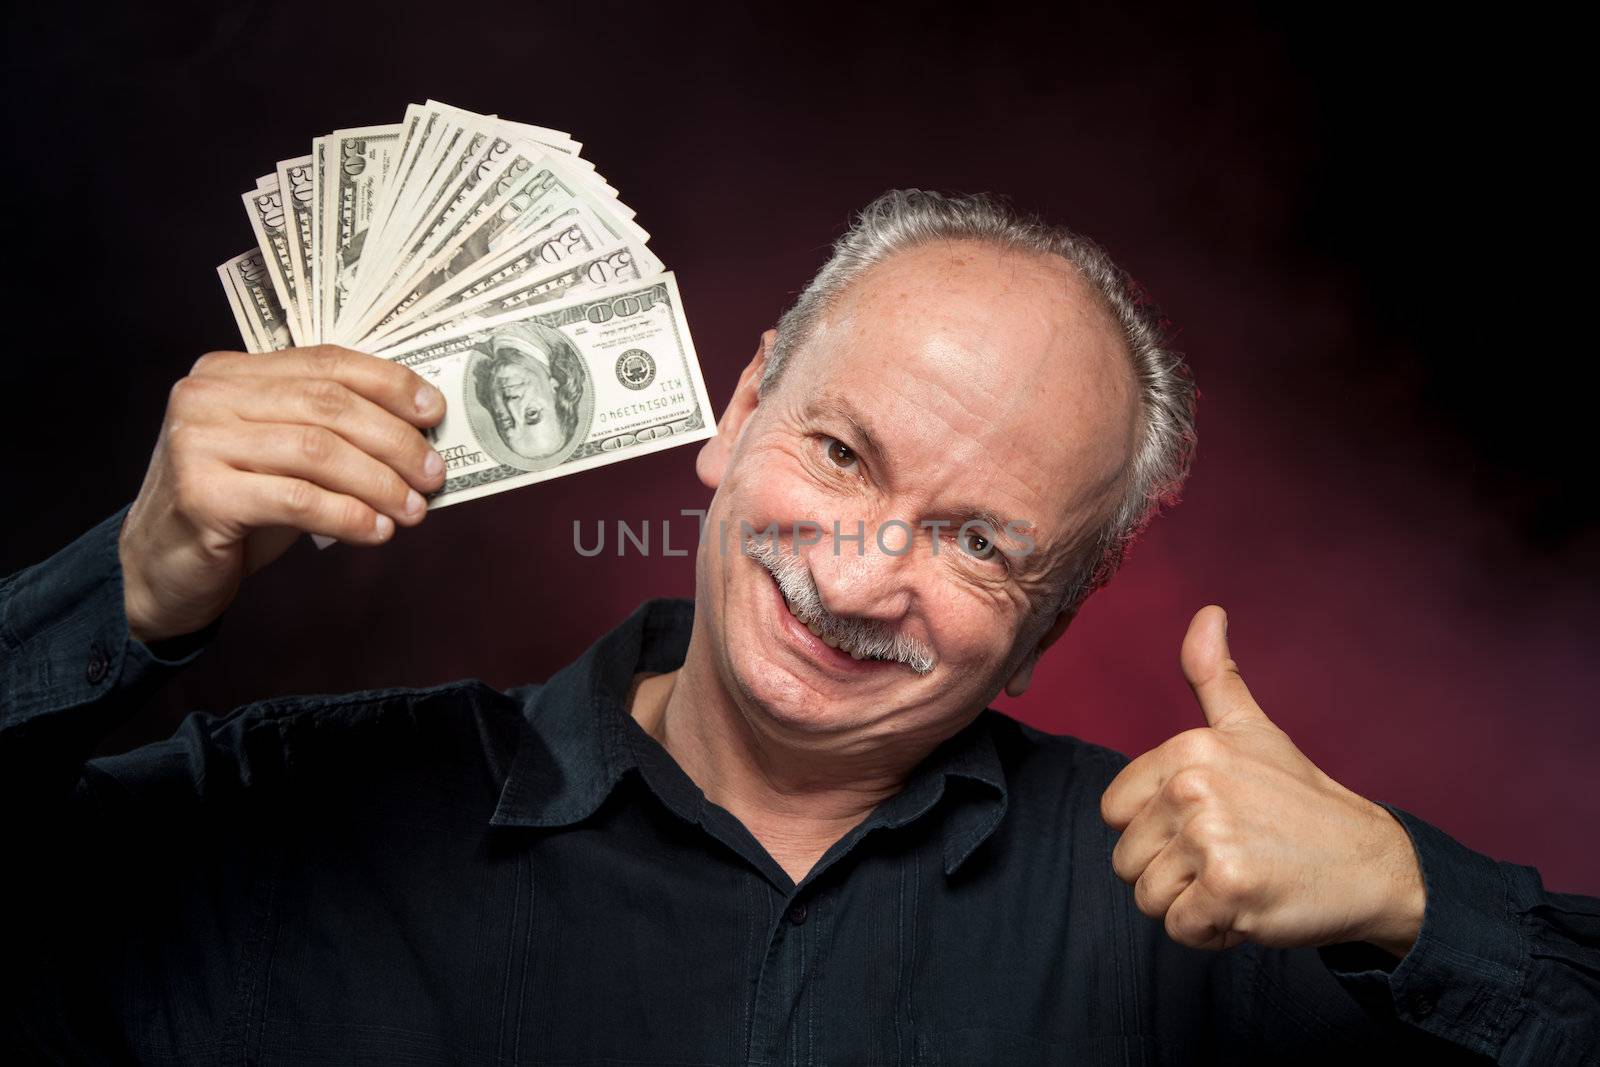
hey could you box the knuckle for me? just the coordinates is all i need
[165,420,203,457]
[355,460,407,511]
[1109,841,1131,883]
[383,417,420,459]
[297,425,336,465]
[167,374,204,413]
[1165,765,1214,807]
[1172,728,1222,765]
[282,478,318,518]
[189,350,229,375]
[303,379,349,419]
[1132,876,1161,918]
[336,496,372,535]
[1165,906,1205,948]
[1183,811,1230,848]
[1099,773,1132,826]
[303,343,345,371]
[1202,853,1251,900]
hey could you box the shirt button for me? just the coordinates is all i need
[86,643,110,685]
[1410,992,1435,1018]
[786,902,808,925]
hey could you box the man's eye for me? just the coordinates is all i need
[959,525,998,561]
[822,437,858,470]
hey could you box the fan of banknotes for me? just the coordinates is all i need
[218,99,714,510]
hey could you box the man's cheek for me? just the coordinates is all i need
[726,455,833,527]
[923,595,1010,677]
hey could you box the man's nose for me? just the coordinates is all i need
[802,519,917,623]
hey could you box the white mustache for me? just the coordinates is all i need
[744,536,936,675]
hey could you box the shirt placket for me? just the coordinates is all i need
[744,877,824,1067]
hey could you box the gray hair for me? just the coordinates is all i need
[759,189,1197,618]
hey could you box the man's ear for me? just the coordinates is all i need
[1003,605,1077,698]
[696,329,775,490]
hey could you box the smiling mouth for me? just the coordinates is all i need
[764,567,897,666]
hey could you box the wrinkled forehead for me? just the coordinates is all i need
[782,241,1140,542]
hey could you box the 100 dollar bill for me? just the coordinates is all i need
[381,272,714,509]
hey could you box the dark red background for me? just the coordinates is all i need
[5,4,1595,893]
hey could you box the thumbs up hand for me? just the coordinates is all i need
[1099,606,1427,957]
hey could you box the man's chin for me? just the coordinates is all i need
[723,624,846,726]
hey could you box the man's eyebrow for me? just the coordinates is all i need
[804,393,889,469]
[945,506,1009,537]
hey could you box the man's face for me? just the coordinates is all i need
[492,353,563,459]
[696,239,1139,754]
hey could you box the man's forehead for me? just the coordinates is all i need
[797,243,1135,454]
[805,242,1129,401]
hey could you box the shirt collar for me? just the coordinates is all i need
[490,597,1010,878]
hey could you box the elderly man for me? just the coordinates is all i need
[4,191,1595,1062]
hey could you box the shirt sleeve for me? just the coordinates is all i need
[1314,801,1600,1064]
[0,505,218,809]
[1,510,266,1057]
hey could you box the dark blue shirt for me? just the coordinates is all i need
[4,508,1597,1063]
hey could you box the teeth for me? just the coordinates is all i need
[780,594,883,664]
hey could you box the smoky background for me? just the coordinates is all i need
[3,2,1594,891]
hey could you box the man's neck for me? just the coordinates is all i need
[627,637,933,887]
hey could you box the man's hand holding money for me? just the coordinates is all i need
[118,345,445,645]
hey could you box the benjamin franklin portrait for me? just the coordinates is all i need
[463,320,592,471]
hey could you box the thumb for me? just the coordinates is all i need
[1181,605,1267,729]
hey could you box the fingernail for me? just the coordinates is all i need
[415,385,443,413]
[374,514,395,539]
[405,489,425,516]
[424,450,444,478]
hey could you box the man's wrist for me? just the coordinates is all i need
[1355,799,1427,959]
[117,506,162,645]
